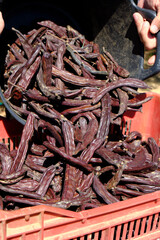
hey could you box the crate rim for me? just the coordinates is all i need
[0,190,160,222]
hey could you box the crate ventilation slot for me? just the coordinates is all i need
[121,119,132,135]
[69,213,160,240]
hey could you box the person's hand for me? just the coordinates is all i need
[0,12,4,34]
[133,0,160,65]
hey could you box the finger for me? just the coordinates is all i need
[133,12,144,34]
[133,13,156,49]
[139,21,157,49]
[148,55,156,65]
[137,0,145,8]
[0,12,4,34]
[150,13,160,34]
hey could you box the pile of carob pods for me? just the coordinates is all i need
[0,20,159,211]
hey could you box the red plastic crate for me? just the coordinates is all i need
[0,117,23,150]
[0,92,160,240]
[0,192,160,240]
[122,92,160,146]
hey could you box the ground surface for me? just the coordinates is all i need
[141,74,160,94]
[139,50,160,94]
